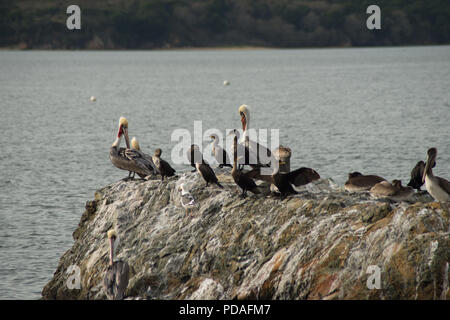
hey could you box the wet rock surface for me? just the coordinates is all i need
[41,170,449,300]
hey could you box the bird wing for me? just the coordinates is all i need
[160,159,176,176]
[198,163,218,183]
[181,193,195,207]
[350,175,385,188]
[286,167,321,186]
[125,149,156,173]
[114,261,130,300]
[103,266,116,300]
[437,176,450,195]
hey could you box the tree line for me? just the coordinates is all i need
[1,0,449,49]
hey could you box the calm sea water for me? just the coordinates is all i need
[0,47,449,299]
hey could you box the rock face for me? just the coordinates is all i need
[41,171,450,300]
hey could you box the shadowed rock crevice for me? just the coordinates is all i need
[41,172,449,300]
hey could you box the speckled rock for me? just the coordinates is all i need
[41,170,449,300]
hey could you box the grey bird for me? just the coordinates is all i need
[178,183,196,216]
[344,172,386,192]
[422,147,450,202]
[103,229,129,300]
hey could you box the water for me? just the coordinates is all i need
[0,47,449,299]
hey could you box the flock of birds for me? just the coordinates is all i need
[103,104,449,300]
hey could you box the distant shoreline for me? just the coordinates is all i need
[1,44,450,52]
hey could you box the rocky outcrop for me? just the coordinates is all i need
[41,170,450,300]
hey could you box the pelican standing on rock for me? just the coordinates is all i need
[344,172,386,192]
[110,117,155,180]
[238,105,272,169]
[370,180,414,201]
[230,131,260,198]
[103,229,129,300]
[422,148,450,202]
[152,148,176,181]
[178,183,196,216]
[210,134,232,168]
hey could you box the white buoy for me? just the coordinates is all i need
[223,80,230,86]
[90,96,96,102]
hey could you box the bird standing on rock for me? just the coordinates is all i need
[109,117,155,180]
[152,148,176,181]
[229,131,260,198]
[195,160,224,188]
[422,147,450,202]
[103,229,129,300]
[178,183,196,216]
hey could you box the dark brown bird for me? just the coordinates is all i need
[407,161,426,191]
[152,148,176,181]
[246,166,320,196]
[195,160,223,188]
[186,144,203,172]
[344,172,386,192]
[271,167,321,195]
[230,133,260,198]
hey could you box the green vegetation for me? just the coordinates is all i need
[1,0,449,49]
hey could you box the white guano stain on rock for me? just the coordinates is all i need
[41,172,449,300]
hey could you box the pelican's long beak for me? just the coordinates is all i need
[123,127,130,149]
[109,237,114,266]
[422,154,435,183]
[241,114,247,131]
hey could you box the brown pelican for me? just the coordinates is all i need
[152,148,176,181]
[178,183,196,216]
[344,172,386,192]
[195,160,223,188]
[109,117,155,180]
[237,105,272,169]
[370,180,414,201]
[422,148,450,202]
[103,229,129,300]
[186,144,203,172]
[230,132,260,198]
[210,134,232,168]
